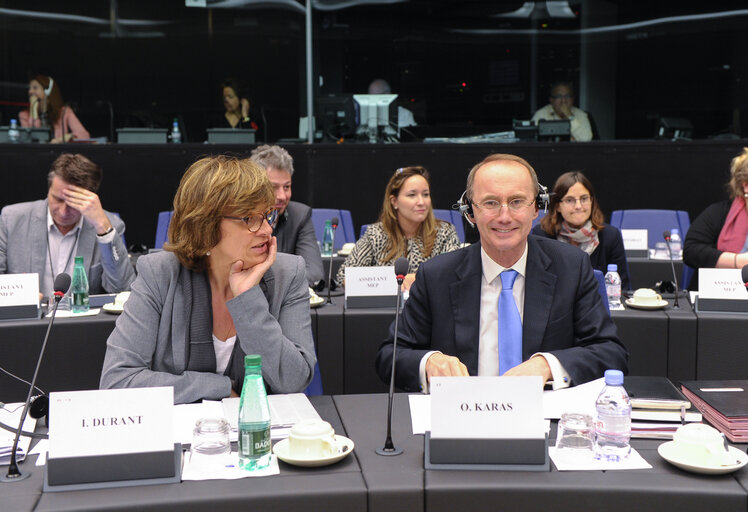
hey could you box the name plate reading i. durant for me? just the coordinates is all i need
[428,376,548,467]
[697,268,748,313]
[345,266,399,308]
[47,387,177,488]
[0,273,39,320]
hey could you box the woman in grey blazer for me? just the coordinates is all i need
[100,156,316,404]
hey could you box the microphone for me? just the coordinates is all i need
[662,231,681,309]
[742,265,748,291]
[326,217,339,304]
[1,273,70,483]
[376,257,409,457]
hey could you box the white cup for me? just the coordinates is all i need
[288,419,337,459]
[672,423,730,467]
[632,288,662,306]
[114,291,131,306]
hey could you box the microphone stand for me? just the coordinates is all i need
[376,270,405,456]
[326,220,338,304]
[1,288,65,482]
[662,231,681,309]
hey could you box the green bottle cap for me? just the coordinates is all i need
[74,256,84,264]
[244,354,262,367]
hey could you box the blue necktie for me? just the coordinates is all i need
[498,269,522,375]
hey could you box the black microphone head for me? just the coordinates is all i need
[54,273,71,294]
[663,230,671,240]
[331,217,339,228]
[29,395,49,419]
[742,265,748,285]
[394,257,409,277]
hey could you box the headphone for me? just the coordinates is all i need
[453,184,552,228]
[44,77,54,96]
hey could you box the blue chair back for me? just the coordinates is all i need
[593,269,610,315]
[532,210,547,228]
[682,264,696,290]
[311,208,356,250]
[304,361,324,396]
[433,209,465,243]
[155,211,173,249]
[360,223,370,238]
[609,209,690,249]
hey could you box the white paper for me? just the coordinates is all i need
[173,401,227,445]
[0,403,36,465]
[53,308,101,318]
[181,451,279,480]
[29,439,48,466]
[542,378,604,419]
[222,393,320,432]
[549,446,652,471]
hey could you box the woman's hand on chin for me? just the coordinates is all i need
[229,237,277,296]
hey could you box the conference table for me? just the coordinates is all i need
[8,293,748,402]
[3,392,747,511]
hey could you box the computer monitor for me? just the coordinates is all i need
[316,94,356,140]
[537,119,571,142]
[353,94,398,143]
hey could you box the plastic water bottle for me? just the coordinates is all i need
[71,256,90,313]
[669,228,682,260]
[604,264,621,309]
[8,119,20,143]
[170,119,181,144]
[238,355,272,471]
[595,369,631,462]
[322,220,334,257]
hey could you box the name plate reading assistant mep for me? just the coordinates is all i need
[47,387,176,487]
[621,229,648,258]
[345,266,399,308]
[428,376,547,466]
[697,268,748,312]
[0,273,39,320]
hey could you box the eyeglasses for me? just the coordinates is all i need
[473,198,535,213]
[551,94,573,100]
[560,195,591,207]
[223,209,278,232]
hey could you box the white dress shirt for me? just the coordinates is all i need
[419,244,571,392]
[44,210,83,298]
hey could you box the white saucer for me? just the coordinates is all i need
[658,441,748,474]
[102,303,124,314]
[337,250,351,256]
[273,435,354,467]
[625,298,668,310]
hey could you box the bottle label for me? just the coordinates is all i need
[73,291,89,306]
[240,428,271,457]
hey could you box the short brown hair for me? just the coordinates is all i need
[249,144,294,175]
[47,153,102,192]
[378,166,439,262]
[165,155,274,272]
[539,171,605,236]
[466,153,539,201]
[727,148,748,199]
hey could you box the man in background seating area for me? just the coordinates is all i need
[250,144,324,287]
[0,153,135,297]
[531,81,593,142]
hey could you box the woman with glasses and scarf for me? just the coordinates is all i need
[531,171,630,290]
[100,156,316,404]
[335,166,460,291]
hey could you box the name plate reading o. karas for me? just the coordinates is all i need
[345,266,399,308]
[0,273,39,320]
[428,376,547,468]
[47,387,177,488]
[697,268,748,313]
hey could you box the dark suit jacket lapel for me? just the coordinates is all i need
[30,201,49,277]
[449,244,482,374]
[523,237,556,358]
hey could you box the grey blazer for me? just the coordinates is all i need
[99,250,316,404]
[0,199,135,294]
[274,201,324,286]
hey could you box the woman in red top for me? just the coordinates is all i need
[19,74,90,143]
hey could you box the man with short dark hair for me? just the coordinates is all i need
[249,144,324,287]
[531,81,593,142]
[0,153,135,297]
[376,153,627,392]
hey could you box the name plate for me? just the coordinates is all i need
[621,229,648,257]
[47,387,177,487]
[697,268,748,312]
[427,376,547,467]
[344,266,399,308]
[0,273,39,320]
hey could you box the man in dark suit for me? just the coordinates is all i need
[250,145,324,287]
[376,153,627,392]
